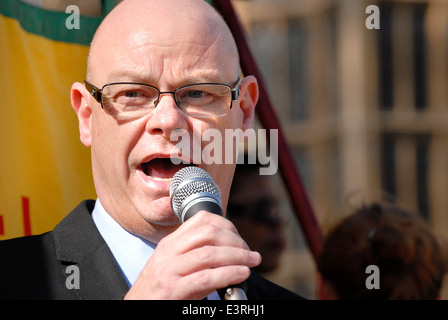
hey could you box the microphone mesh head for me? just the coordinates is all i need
[170,166,221,218]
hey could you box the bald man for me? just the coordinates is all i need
[0,0,302,300]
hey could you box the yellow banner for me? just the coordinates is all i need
[0,14,96,240]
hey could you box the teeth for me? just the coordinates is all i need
[150,176,172,181]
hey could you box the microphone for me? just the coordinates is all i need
[170,166,248,300]
[170,166,222,222]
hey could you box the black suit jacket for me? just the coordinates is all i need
[0,200,303,300]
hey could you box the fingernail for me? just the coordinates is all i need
[250,251,261,264]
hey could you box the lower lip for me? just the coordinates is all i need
[136,169,172,192]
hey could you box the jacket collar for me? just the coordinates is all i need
[52,200,129,299]
[53,200,103,262]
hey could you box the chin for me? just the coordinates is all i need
[143,213,182,227]
[137,199,181,227]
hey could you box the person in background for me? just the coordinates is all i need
[227,159,286,274]
[316,202,447,299]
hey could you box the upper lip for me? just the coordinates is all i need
[139,153,193,166]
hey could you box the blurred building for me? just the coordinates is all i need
[233,0,448,299]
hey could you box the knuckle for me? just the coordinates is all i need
[197,224,221,240]
[194,210,212,221]
[196,271,212,287]
[195,246,214,263]
[204,223,221,235]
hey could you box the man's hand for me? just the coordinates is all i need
[124,211,261,299]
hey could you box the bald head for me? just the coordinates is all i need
[86,0,240,84]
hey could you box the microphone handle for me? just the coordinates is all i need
[220,283,248,300]
[181,198,222,222]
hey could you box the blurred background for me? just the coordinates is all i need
[2,0,448,299]
[232,0,448,299]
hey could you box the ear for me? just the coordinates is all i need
[238,75,259,132]
[70,82,93,147]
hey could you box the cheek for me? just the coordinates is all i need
[92,117,119,161]
[193,116,240,181]
[90,115,142,178]
[91,129,124,184]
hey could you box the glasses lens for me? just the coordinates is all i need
[175,84,232,118]
[102,83,159,118]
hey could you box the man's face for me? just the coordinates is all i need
[72,5,257,242]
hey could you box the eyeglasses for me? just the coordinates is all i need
[84,78,241,119]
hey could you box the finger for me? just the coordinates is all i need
[175,265,252,300]
[161,212,250,255]
[176,246,261,276]
[182,210,240,234]
[181,223,250,253]
[182,210,238,233]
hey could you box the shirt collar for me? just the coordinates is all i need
[91,198,156,287]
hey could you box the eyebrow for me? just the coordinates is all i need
[104,69,155,84]
[102,74,230,88]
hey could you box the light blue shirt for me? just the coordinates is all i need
[91,198,220,300]
[92,198,156,287]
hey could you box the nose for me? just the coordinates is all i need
[145,93,187,138]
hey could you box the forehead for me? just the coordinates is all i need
[88,6,239,85]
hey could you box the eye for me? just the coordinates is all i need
[115,90,147,107]
[114,86,158,106]
[124,90,142,98]
[186,90,209,99]
[178,87,215,106]
[120,89,148,100]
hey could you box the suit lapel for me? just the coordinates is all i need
[52,200,129,299]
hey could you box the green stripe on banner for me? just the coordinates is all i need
[0,0,220,45]
[0,0,102,45]
[103,0,118,16]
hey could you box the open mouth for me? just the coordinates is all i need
[140,158,193,180]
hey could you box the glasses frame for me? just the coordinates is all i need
[84,78,242,117]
